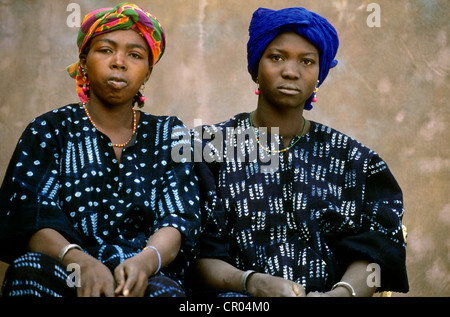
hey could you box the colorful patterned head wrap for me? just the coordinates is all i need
[247,7,339,110]
[67,2,166,103]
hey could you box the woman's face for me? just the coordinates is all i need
[257,32,320,110]
[81,29,152,107]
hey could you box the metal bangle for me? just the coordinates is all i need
[143,246,161,274]
[58,243,82,262]
[241,270,257,292]
[331,281,356,297]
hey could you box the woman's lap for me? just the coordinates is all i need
[1,252,185,297]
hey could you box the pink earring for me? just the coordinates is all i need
[139,84,145,102]
[255,79,260,95]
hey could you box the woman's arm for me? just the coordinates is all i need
[145,226,182,270]
[28,228,72,261]
[28,228,116,297]
[195,258,244,291]
[195,258,305,297]
[308,260,376,297]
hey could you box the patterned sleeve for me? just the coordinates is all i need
[190,125,232,261]
[329,153,409,292]
[0,115,81,263]
[152,117,201,265]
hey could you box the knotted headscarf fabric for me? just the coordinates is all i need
[247,7,339,110]
[66,2,166,103]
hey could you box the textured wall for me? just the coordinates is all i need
[0,0,448,296]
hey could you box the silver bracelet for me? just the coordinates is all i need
[58,243,82,263]
[241,270,257,292]
[142,246,161,274]
[331,281,356,297]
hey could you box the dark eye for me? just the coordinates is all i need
[130,52,142,59]
[302,59,314,66]
[98,47,113,54]
[271,55,284,62]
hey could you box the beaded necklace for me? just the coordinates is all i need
[249,111,306,154]
[83,103,137,148]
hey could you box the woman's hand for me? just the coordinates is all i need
[114,227,182,297]
[114,252,155,297]
[307,260,378,297]
[247,273,306,297]
[66,250,116,297]
[28,228,116,297]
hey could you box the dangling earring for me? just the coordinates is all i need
[139,84,145,103]
[255,78,260,95]
[134,83,145,108]
[81,66,89,94]
[312,80,319,102]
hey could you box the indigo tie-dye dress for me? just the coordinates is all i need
[192,113,408,295]
[0,103,200,296]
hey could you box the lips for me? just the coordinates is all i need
[277,84,300,95]
[107,75,128,90]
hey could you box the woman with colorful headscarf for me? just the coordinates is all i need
[0,3,200,297]
[192,7,408,296]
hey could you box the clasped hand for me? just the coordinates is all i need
[246,273,306,297]
[245,273,340,297]
[75,252,154,297]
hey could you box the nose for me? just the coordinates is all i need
[281,60,300,79]
[111,52,127,71]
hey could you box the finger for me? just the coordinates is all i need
[89,284,101,297]
[135,274,149,297]
[292,283,306,297]
[78,280,95,297]
[306,291,326,297]
[114,267,126,295]
[92,280,115,297]
[101,278,117,297]
[122,272,138,297]
[103,285,116,297]
[77,285,89,297]
[125,276,146,297]
[127,270,150,297]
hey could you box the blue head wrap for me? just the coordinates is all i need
[247,7,339,110]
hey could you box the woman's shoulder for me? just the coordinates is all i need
[140,112,186,127]
[25,104,82,129]
[308,120,378,158]
[216,112,249,128]
[194,112,250,132]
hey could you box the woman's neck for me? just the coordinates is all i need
[85,99,135,132]
[252,104,307,139]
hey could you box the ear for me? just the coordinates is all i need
[144,66,153,83]
[79,53,87,70]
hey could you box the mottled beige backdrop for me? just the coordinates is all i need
[0,0,448,296]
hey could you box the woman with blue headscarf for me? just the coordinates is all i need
[191,7,408,297]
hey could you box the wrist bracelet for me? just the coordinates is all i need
[58,243,82,262]
[241,270,256,292]
[331,281,356,297]
[143,246,161,274]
